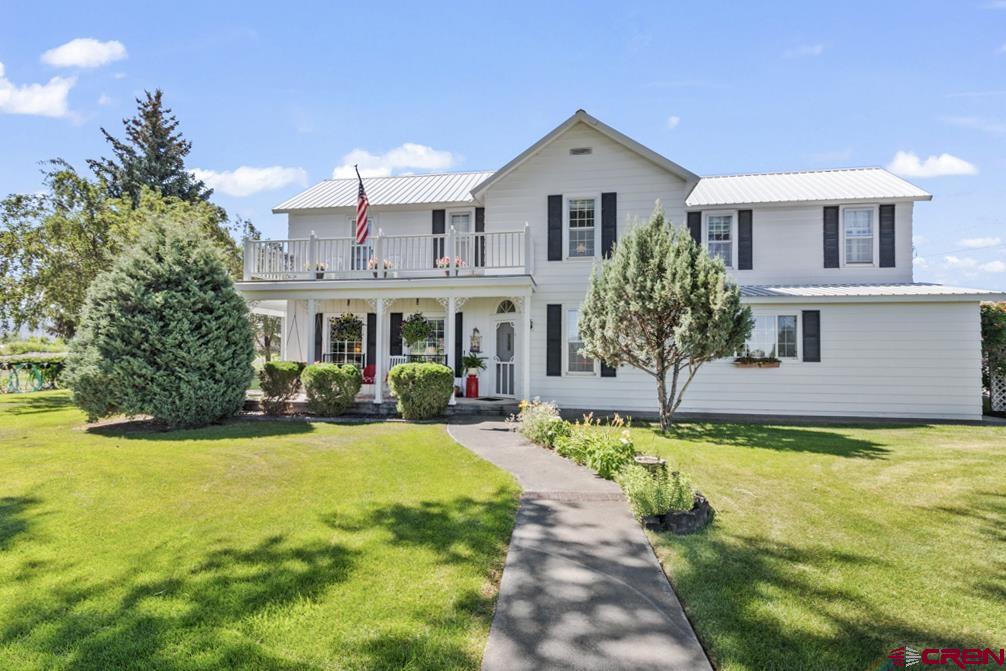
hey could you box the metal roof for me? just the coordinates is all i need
[274,171,494,212]
[686,168,932,208]
[739,283,1002,300]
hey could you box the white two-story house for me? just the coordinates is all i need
[237,110,1003,420]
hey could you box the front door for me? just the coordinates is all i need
[495,321,515,396]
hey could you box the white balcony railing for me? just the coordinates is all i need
[243,225,532,281]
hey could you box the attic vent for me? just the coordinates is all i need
[569,147,592,156]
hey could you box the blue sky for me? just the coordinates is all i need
[2,0,1005,289]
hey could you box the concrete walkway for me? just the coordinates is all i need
[447,420,712,671]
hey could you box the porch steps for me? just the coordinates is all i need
[243,396,519,418]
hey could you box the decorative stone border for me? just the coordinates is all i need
[642,492,715,535]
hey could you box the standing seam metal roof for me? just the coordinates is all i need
[273,170,494,212]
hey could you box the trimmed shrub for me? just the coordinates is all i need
[555,413,635,479]
[616,465,695,521]
[387,362,454,419]
[62,221,255,428]
[300,363,361,416]
[259,360,305,414]
[509,397,571,448]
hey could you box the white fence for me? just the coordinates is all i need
[244,225,531,281]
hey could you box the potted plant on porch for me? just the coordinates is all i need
[401,313,432,358]
[733,347,781,368]
[462,353,486,398]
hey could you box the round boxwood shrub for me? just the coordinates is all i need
[259,360,305,414]
[300,363,362,416]
[387,362,454,419]
[63,221,255,428]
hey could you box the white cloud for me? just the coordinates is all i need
[959,236,1002,249]
[944,255,979,269]
[41,38,127,68]
[332,143,457,178]
[886,151,978,178]
[190,166,308,197]
[97,93,112,106]
[0,62,75,117]
[980,260,1006,273]
[666,115,680,130]
[783,43,825,58]
[913,256,929,269]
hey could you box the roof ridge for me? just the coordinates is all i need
[323,169,495,182]
[699,166,886,180]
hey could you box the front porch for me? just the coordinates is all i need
[238,276,535,403]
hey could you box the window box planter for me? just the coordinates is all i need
[733,357,781,369]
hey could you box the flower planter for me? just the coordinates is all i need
[315,272,325,280]
[733,360,780,369]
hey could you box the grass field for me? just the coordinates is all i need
[632,421,1006,671]
[0,391,519,670]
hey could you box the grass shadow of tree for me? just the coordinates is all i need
[1,534,357,670]
[660,529,996,670]
[0,495,42,551]
[84,417,317,442]
[654,422,891,459]
[1,393,75,415]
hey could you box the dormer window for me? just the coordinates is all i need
[843,207,874,264]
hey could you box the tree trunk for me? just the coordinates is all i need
[656,372,670,432]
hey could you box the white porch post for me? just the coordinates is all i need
[521,293,532,401]
[374,298,385,404]
[446,295,457,405]
[306,297,316,363]
[280,312,288,360]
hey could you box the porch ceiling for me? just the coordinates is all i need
[235,274,535,301]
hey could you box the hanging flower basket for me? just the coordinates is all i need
[330,313,363,342]
[401,312,432,349]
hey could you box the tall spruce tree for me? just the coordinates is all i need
[88,89,212,205]
[578,205,753,430]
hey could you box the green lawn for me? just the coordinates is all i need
[632,422,1006,671]
[0,391,519,671]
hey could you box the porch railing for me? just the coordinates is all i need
[243,225,532,281]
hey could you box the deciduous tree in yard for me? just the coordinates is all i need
[579,206,753,430]
[63,220,254,428]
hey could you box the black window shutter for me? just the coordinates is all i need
[823,206,840,268]
[601,192,617,258]
[547,195,563,261]
[475,207,486,267]
[546,304,562,376]
[600,360,616,378]
[879,204,896,268]
[802,310,821,362]
[389,312,403,356]
[314,312,324,362]
[432,209,446,264]
[738,209,753,270]
[365,313,377,366]
[687,211,702,246]
[454,311,464,377]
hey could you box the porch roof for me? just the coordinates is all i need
[236,274,535,301]
[740,282,1005,303]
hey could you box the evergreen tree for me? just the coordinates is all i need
[63,219,254,428]
[578,205,753,430]
[88,89,212,205]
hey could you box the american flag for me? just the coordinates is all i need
[354,164,369,244]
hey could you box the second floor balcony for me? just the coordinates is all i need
[243,226,532,281]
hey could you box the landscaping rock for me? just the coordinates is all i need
[661,492,715,534]
[633,454,668,476]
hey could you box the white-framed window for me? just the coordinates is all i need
[448,209,475,266]
[744,315,798,359]
[705,213,734,267]
[843,207,874,264]
[425,317,446,354]
[327,315,366,367]
[567,197,597,258]
[347,215,375,271]
[566,309,595,373]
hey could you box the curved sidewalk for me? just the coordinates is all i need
[447,420,712,671]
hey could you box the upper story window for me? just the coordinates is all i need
[706,214,733,267]
[567,198,596,258]
[745,315,798,359]
[566,309,595,373]
[347,215,374,270]
[843,207,874,264]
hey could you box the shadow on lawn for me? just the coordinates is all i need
[324,490,519,669]
[1,393,75,415]
[0,495,42,551]
[656,422,890,459]
[85,417,317,442]
[930,490,1006,602]
[1,534,357,670]
[661,529,995,671]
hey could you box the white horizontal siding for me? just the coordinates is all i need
[524,300,982,420]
